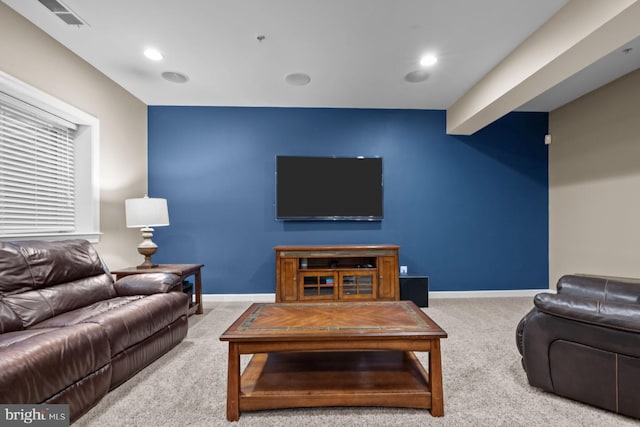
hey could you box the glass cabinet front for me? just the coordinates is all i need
[300,272,337,299]
[340,271,376,299]
[296,261,379,301]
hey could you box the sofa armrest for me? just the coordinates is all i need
[518,302,640,393]
[534,292,640,333]
[114,273,182,296]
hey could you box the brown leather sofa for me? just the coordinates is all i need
[0,239,189,421]
[516,274,640,419]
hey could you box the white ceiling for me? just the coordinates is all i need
[3,0,640,112]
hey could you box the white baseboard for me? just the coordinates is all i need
[202,294,276,303]
[430,289,549,299]
[201,289,550,303]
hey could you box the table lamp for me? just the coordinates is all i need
[125,195,169,268]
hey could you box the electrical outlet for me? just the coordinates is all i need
[400,265,408,275]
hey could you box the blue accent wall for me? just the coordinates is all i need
[148,107,548,294]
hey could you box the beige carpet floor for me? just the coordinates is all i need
[76,298,637,426]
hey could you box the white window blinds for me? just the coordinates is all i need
[0,93,78,235]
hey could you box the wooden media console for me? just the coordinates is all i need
[274,244,400,303]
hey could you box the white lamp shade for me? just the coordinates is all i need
[125,197,169,228]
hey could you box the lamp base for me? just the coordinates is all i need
[136,259,159,269]
[136,244,158,269]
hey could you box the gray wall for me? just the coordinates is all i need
[549,68,640,287]
[0,2,147,269]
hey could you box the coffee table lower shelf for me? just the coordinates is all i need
[239,350,433,413]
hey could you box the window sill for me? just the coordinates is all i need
[0,232,102,243]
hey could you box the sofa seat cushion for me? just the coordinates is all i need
[32,295,146,329]
[0,323,111,404]
[31,292,188,356]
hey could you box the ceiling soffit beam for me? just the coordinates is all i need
[446,0,640,135]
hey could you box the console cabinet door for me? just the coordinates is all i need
[339,271,377,300]
[299,271,338,300]
[377,256,399,300]
[277,258,298,302]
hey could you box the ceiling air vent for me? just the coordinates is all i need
[37,0,87,26]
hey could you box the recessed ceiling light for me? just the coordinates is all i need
[420,54,438,67]
[144,48,163,61]
[161,71,189,83]
[404,70,430,83]
[284,73,311,86]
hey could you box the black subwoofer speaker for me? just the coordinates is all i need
[399,275,429,307]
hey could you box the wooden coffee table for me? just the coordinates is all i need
[219,301,448,421]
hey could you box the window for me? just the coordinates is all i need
[0,71,100,241]
[0,94,77,234]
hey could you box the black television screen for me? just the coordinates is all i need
[276,156,383,220]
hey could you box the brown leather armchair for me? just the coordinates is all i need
[516,274,640,418]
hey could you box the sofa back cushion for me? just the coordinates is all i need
[0,240,107,290]
[0,240,116,329]
[0,242,37,295]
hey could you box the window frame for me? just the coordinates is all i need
[0,71,100,242]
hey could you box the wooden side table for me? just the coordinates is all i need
[111,264,204,316]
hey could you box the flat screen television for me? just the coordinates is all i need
[276,156,383,220]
